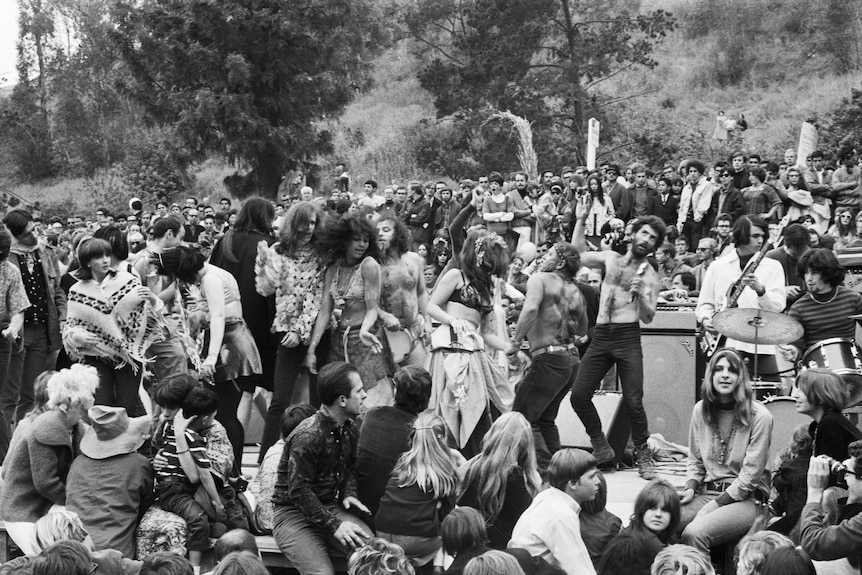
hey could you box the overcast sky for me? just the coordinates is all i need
[1,3,18,87]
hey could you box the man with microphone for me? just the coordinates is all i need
[570,195,665,479]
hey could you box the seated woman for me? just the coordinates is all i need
[800,442,862,570]
[579,472,622,566]
[305,213,395,408]
[0,364,99,555]
[458,412,541,550]
[678,349,773,555]
[615,479,680,556]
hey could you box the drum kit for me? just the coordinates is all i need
[708,308,862,407]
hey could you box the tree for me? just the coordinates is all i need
[404,0,674,175]
[111,0,381,197]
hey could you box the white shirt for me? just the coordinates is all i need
[695,249,786,354]
[508,487,596,575]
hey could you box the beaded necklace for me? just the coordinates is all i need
[712,418,738,465]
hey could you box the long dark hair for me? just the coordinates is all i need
[587,172,605,205]
[315,212,381,265]
[93,226,129,261]
[458,230,508,302]
[232,197,274,235]
[152,246,206,284]
[629,479,680,544]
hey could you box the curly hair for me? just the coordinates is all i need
[736,531,794,575]
[348,538,415,575]
[315,212,382,265]
[46,364,99,412]
[275,201,321,257]
[651,544,715,575]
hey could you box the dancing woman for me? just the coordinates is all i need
[679,349,773,554]
[254,201,327,461]
[153,246,262,468]
[305,213,395,407]
[426,231,512,458]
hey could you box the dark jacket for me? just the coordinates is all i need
[402,195,433,245]
[8,243,66,351]
[706,187,746,230]
[67,452,155,559]
[0,409,85,522]
[646,192,679,228]
[607,183,633,223]
[210,229,277,388]
[356,406,416,518]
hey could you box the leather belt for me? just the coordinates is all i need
[531,343,575,357]
[703,480,733,493]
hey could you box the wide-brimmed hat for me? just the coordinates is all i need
[788,190,813,207]
[80,406,151,460]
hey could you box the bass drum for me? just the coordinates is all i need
[761,396,810,468]
[801,338,862,406]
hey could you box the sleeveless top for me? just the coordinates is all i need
[330,257,369,305]
[447,271,493,315]
[197,265,242,320]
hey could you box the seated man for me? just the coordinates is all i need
[272,362,372,575]
[800,442,862,568]
[508,448,600,575]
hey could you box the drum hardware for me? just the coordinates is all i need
[801,338,862,407]
[710,308,803,382]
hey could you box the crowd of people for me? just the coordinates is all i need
[0,144,859,575]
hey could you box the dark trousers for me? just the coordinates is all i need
[570,323,650,447]
[213,378,244,471]
[513,350,579,471]
[1,324,51,425]
[84,357,146,417]
[258,338,330,463]
[0,336,12,460]
[158,481,211,552]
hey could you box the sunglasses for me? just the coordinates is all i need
[837,465,862,481]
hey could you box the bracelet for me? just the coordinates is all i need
[177,448,190,455]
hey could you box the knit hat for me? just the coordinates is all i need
[3,210,32,237]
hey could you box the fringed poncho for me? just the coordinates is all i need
[63,270,166,370]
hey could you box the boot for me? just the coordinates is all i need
[590,434,616,466]
[635,443,658,480]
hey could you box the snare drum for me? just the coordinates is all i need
[761,396,810,467]
[801,338,862,376]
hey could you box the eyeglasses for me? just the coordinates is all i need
[837,465,862,481]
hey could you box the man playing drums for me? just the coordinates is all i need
[782,248,862,403]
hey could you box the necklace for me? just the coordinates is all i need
[809,288,838,305]
[712,419,738,465]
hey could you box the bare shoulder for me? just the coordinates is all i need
[582,249,621,269]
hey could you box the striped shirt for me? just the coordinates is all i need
[153,420,210,484]
[787,286,862,351]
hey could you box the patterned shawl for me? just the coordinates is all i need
[63,270,166,369]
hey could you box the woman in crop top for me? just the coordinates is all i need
[426,230,513,457]
[154,246,262,467]
[305,213,395,408]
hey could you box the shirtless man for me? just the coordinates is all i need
[508,242,587,471]
[570,195,665,479]
[376,217,429,367]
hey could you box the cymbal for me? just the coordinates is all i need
[712,308,803,345]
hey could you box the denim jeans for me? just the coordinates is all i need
[84,357,146,417]
[570,323,650,447]
[259,339,329,463]
[513,350,579,471]
[273,504,372,575]
[679,493,759,554]
[1,323,51,425]
[159,481,212,552]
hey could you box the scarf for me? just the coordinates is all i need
[64,270,166,369]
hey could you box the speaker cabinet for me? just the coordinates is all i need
[641,331,698,446]
[556,391,623,449]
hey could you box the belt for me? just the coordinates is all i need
[531,343,575,357]
[703,480,733,493]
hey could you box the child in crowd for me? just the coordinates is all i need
[619,480,680,556]
[375,412,465,568]
[152,382,227,573]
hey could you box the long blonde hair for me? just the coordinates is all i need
[459,412,541,522]
[393,412,458,497]
[700,349,754,426]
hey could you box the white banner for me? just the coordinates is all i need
[587,118,600,171]
[796,122,817,167]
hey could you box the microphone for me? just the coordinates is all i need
[630,262,648,302]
